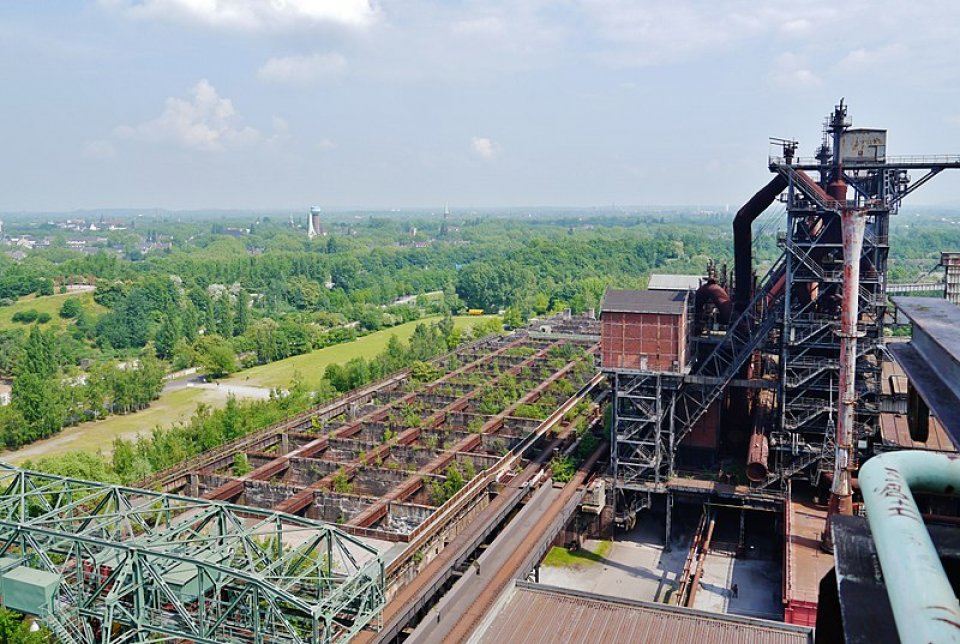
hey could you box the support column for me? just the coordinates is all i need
[664,492,673,552]
[188,473,199,497]
[826,206,866,547]
[738,507,746,557]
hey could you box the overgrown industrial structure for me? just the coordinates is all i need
[0,465,384,643]
[603,101,960,626]
[1,103,959,643]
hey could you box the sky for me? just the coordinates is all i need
[2,0,960,211]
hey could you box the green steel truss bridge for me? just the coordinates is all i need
[0,463,384,644]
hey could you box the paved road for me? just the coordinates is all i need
[162,374,277,400]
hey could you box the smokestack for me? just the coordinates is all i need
[824,100,859,551]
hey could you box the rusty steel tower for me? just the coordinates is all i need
[604,102,960,532]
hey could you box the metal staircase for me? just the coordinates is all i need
[671,256,787,447]
[43,605,91,644]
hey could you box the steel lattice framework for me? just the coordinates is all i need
[608,103,960,493]
[0,464,384,644]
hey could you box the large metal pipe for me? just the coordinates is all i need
[859,451,960,644]
[746,388,775,482]
[733,175,788,307]
[695,280,733,325]
[829,200,865,520]
[824,101,862,526]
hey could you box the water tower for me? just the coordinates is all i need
[308,207,324,239]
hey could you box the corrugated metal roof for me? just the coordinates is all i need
[648,273,703,291]
[601,289,687,315]
[470,582,813,644]
[881,359,909,396]
[878,412,956,452]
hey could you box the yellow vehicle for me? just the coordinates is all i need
[467,308,485,316]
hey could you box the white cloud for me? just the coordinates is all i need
[317,138,337,150]
[99,0,378,32]
[780,18,811,36]
[471,136,498,160]
[83,140,117,160]
[835,44,907,72]
[572,0,839,66]
[451,17,505,38]
[115,79,262,151]
[770,53,822,90]
[258,52,347,85]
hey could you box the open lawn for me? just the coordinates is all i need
[3,314,498,463]
[0,291,104,332]
[3,387,226,464]
[222,315,497,391]
[542,540,613,568]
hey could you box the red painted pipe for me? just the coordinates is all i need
[695,280,733,325]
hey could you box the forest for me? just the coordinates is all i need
[0,207,957,469]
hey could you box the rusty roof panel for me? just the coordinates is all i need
[470,582,813,644]
[878,412,956,452]
[601,288,688,315]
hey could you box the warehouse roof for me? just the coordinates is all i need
[469,583,813,644]
[878,412,955,452]
[648,273,702,291]
[601,288,687,315]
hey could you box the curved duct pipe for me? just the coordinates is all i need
[766,271,787,308]
[859,451,960,644]
[745,388,775,482]
[733,175,788,308]
[695,280,732,326]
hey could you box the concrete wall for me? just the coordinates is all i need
[307,491,376,524]
[285,456,339,484]
[480,434,520,455]
[352,468,414,496]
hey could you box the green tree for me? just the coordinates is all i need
[25,451,120,485]
[214,296,234,337]
[0,607,48,644]
[233,289,250,336]
[0,330,24,378]
[250,318,279,363]
[171,337,196,371]
[19,326,55,378]
[59,297,82,319]
[154,313,180,360]
[12,372,62,440]
[233,452,251,476]
[221,396,242,442]
[196,335,238,378]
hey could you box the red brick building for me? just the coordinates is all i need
[600,289,689,373]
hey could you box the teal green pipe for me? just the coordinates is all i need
[859,451,960,644]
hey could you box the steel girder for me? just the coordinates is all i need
[0,464,384,644]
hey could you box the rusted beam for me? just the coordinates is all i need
[346,344,597,528]
[280,341,564,516]
[262,339,538,515]
[201,339,530,502]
